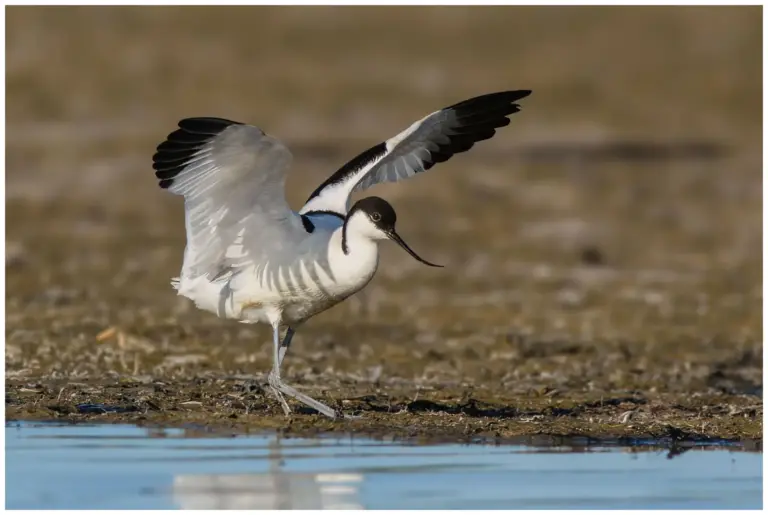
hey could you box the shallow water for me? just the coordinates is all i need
[5,422,762,509]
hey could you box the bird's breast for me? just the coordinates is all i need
[201,228,380,324]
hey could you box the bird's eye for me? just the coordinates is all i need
[371,212,381,222]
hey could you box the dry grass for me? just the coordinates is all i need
[5,6,762,441]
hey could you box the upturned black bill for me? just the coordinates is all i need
[387,230,443,268]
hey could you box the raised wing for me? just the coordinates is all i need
[300,90,531,216]
[153,117,306,280]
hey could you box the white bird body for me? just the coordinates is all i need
[153,90,531,418]
[174,213,380,326]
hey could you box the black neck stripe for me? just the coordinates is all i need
[304,210,348,253]
[341,222,349,255]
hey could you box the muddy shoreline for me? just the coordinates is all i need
[7,376,762,444]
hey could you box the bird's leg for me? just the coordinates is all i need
[265,326,294,415]
[267,323,292,416]
[278,326,295,368]
[267,322,338,419]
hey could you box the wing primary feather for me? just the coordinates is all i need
[178,117,242,135]
[153,118,244,189]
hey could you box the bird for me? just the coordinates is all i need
[152,89,532,419]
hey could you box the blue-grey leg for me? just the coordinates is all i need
[268,323,292,416]
[267,322,337,419]
[278,327,294,368]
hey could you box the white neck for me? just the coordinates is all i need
[326,226,380,292]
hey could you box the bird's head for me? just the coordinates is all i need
[343,196,442,267]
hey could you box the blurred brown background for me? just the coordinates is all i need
[6,6,762,402]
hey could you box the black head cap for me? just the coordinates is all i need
[349,196,397,230]
[345,196,442,268]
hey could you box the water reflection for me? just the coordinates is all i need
[172,437,363,509]
[5,422,762,510]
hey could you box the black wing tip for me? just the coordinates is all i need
[177,117,244,133]
[449,90,531,125]
[509,89,532,99]
[487,89,532,100]
[153,117,244,188]
[448,89,532,111]
[421,89,531,170]
[481,89,532,103]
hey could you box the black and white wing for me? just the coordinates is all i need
[300,90,531,216]
[153,118,306,280]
